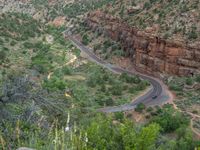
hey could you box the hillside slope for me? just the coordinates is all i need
[101,0,200,44]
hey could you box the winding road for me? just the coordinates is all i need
[65,33,172,113]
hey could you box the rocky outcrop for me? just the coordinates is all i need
[85,10,200,77]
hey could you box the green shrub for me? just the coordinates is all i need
[135,103,145,112]
[103,40,112,49]
[43,77,66,91]
[100,84,107,92]
[195,75,200,82]
[0,38,4,45]
[10,40,17,46]
[146,107,153,112]
[188,26,198,40]
[0,51,6,62]
[93,44,101,52]
[110,83,123,95]
[129,86,136,94]
[114,112,124,122]
[31,53,52,74]
[169,84,183,91]
[120,73,141,84]
[151,105,189,133]
[144,2,151,10]
[185,77,194,85]
[82,34,91,45]
[23,42,34,49]
[62,66,72,75]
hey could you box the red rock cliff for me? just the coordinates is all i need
[85,10,200,77]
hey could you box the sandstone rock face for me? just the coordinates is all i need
[85,11,200,77]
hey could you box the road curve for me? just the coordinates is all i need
[66,34,171,113]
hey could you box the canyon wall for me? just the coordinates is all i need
[85,10,200,77]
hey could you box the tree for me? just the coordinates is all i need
[135,103,145,113]
[188,26,198,40]
[136,123,160,150]
[111,83,123,95]
[0,51,6,62]
[151,105,189,133]
[85,114,161,150]
[82,34,90,45]
[186,78,193,85]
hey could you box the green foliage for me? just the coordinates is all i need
[144,2,151,10]
[86,114,160,150]
[93,43,101,52]
[135,123,160,150]
[63,0,115,18]
[151,105,189,133]
[10,40,17,46]
[195,75,200,82]
[136,81,148,91]
[120,73,141,84]
[112,49,125,57]
[188,25,198,40]
[0,51,6,62]
[86,67,106,87]
[30,42,53,73]
[114,112,124,122]
[82,34,91,45]
[0,13,41,41]
[186,77,194,85]
[110,82,123,95]
[135,103,145,113]
[169,84,183,91]
[23,42,35,49]
[31,53,53,73]
[103,40,112,49]
[43,77,66,91]
[95,94,114,106]
[62,66,72,75]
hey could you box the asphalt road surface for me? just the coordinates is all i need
[66,34,171,113]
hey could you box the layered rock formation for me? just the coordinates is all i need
[85,11,200,77]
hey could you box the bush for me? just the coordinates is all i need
[0,51,6,62]
[195,75,200,83]
[10,40,17,46]
[135,103,145,112]
[169,84,183,91]
[185,78,193,85]
[136,82,147,91]
[43,77,66,91]
[144,2,151,10]
[128,86,136,94]
[188,26,198,40]
[112,49,125,57]
[95,95,114,106]
[114,112,124,122]
[100,84,106,92]
[62,66,72,75]
[120,73,141,84]
[93,44,101,52]
[31,53,53,74]
[146,107,153,112]
[105,97,114,106]
[82,34,90,45]
[110,83,123,95]
[151,106,189,133]
[103,40,112,49]
[23,42,34,49]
